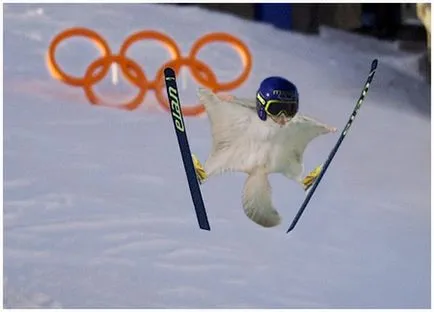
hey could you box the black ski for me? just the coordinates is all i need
[287,59,378,233]
[164,67,211,231]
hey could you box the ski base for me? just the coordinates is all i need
[287,59,378,233]
[164,67,211,231]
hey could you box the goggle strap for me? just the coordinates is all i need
[256,93,266,106]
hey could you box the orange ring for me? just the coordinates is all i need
[46,27,111,86]
[119,30,182,89]
[188,32,252,92]
[154,58,218,116]
[83,54,148,111]
[46,28,252,116]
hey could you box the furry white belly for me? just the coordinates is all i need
[204,131,302,178]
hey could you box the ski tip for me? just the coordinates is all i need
[286,224,295,233]
[200,224,211,231]
[371,59,378,71]
[164,67,176,78]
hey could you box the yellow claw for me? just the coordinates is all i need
[302,164,323,191]
[192,154,207,184]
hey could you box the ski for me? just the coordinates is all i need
[164,67,211,231]
[287,59,378,233]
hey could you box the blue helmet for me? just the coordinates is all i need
[256,76,299,121]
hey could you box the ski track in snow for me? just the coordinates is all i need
[4,3,431,309]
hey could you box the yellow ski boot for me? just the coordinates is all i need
[192,154,207,184]
[302,164,323,191]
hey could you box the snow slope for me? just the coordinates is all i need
[4,3,431,308]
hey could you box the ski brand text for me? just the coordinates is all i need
[168,86,185,132]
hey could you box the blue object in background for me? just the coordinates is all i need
[254,4,292,30]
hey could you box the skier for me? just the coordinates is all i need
[192,76,337,228]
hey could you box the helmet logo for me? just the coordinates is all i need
[272,90,297,101]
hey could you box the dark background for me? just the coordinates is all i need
[178,3,431,82]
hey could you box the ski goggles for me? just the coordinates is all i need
[256,93,298,118]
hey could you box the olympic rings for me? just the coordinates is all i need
[46,27,252,116]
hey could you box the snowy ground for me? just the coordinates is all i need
[3,3,431,309]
